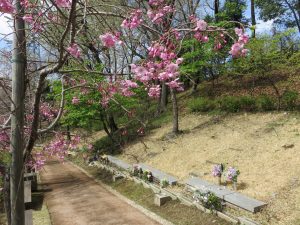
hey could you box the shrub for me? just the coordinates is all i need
[256,95,275,111]
[218,96,241,113]
[188,98,216,112]
[239,96,256,111]
[93,136,115,153]
[188,97,216,112]
[193,190,223,211]
[282,90,299,110]
[161,179,169,188]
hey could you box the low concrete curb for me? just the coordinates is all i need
[69,161,175,225]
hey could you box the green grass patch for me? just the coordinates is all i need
[188,98,216,112]
[187,94,299,113]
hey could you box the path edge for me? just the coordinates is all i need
[68,161,175,225]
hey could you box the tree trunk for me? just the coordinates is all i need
[100,113,114,143]
[284,0,300,33]
[66,125,71,141]
[160,82,168,113]
[251,0,256,38]
[4,169,11,225]
[170,89,179,134]
[267,77,281,110]
[108,113,118,133]
[10,0,26,223]
[191,77,199,94]
[214,0,219,22]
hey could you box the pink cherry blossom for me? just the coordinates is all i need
[55,0,71,8]
[147,5,174,24]
[238,34,249,44]
[195,19,207,31]
[88,144,94,151]
[202,36,209,42]
[229,42,244,57]
[166,78,184,91]
[176,58,184,65]
[229,28,249,57]
[122,9,143,29]
[0,0,14,13]
[32,22,43,32]
[99,33,121,48]
[101,96,110,108]
[148,85,161,98]
[40,103,57,120]
[148,0,165,6]
[23,15,33,23]
[234,28,243,36]
[67,43,81,58]
[72,96,80,105]
[241,48,248,56]
[121,80,138,88]
[0,131,9,142]
[214,42,222,50]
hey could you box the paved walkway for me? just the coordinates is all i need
[40,160,160,225]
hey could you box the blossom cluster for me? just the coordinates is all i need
[42,133,80,162]
[99,32,122,48]
[147,5,174,24]
[26,152,46,171]
[230,28,249,57]
[0,130,9,151]
[121,9,143,29]
[96,80,139,107]
[56,0,71,8]
[130,41,184,96]
[67,43,81,58]
[40,103,57,120]
[0,0,13,13]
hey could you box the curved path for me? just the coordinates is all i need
[40,160,160,225]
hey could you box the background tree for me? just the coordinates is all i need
[256,0,300,33]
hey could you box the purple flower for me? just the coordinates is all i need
[226,167,240,182]
[212,164,224,177]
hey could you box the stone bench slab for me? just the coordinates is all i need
[138,163,177,185]
[107,156,132,170]
[186,177,266,212]
[186,177,234,199]
[186,177,212,189]
[224,192,266,213]
[207,185,235,199]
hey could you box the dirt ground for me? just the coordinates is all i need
[40,160,161,225]
[119,112,300,225]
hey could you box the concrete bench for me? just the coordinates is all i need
[224,192,267,213]
[186,177,266,213]
[186,177,235,199]
[107,156,132,171]
[137,163,177,185]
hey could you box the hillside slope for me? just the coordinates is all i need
[118,112,300,225]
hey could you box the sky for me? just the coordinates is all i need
[0,15,12,47]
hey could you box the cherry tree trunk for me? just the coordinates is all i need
[170,89,179,134]
[160,82,168,113]
[10,0,26,224]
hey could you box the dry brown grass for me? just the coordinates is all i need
[118,112,300,225]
